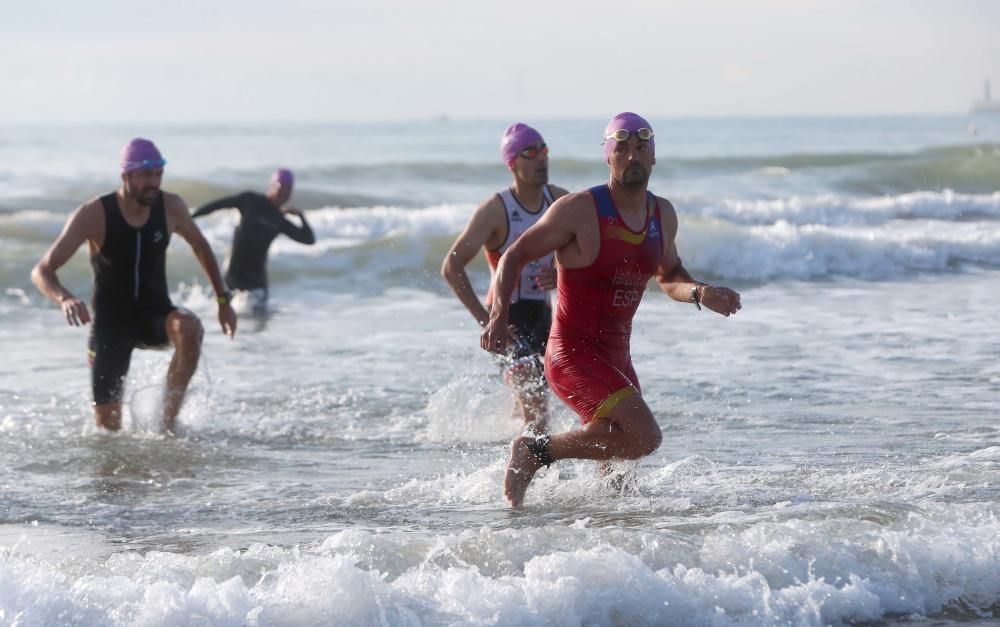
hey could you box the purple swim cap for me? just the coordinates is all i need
[602,112,654,161]
[121,138,166,173]
[271,168,294,187]
[500,123,544,166]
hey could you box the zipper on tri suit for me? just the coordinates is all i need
[134,232,141,300]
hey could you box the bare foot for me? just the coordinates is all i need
[96,416,122,432]
[504,435,543,508]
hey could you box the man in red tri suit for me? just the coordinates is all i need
[482,113,741,507]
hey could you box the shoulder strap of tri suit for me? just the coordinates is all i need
[98,192,121,233]
[489,190,513,253]
[542,184,554,205]
[151,191,167,231]
[497,188,515,215]
[99,192,117,216]
[587,184,615,220]
[647,192,664,243]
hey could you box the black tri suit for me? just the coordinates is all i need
[88,192,176,405]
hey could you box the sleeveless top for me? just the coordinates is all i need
[91,192,173,318]
[550,184,664,352]
[485,185,555,304]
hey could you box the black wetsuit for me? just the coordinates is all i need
[192,192,315,292]
[88,192,176,404]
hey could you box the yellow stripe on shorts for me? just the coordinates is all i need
[593,386,637,420]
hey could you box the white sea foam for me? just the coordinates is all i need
[681,215,1000,279]
[699,190,1000,226]
[189,195,1000,284]
[2,504,997,626]
[5,190,1000,288]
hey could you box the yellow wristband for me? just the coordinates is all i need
[216,291,233,305]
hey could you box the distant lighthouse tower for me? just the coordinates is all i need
[971,79,1000,114]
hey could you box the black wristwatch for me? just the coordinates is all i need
[691,284,702,311]
[216,290,233,306]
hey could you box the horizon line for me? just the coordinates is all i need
[0,110,981,127]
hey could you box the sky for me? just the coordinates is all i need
[2,0,999,123]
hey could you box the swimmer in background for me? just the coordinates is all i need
[443,123,569,433]
[192,169,315,317]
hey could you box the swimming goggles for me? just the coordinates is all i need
[123,158,167,171]
[603,128,654,143]
[518,144,548,159]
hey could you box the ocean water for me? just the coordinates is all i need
[1,116,999,626]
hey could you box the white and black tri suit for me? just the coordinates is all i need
[485,185,556,363]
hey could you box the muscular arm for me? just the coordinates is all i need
[191,193,246,218]
[166,193,238,337]
[652,200,699,302]
[526,184,572,290]
[31,200,102,326]
[653,197,741,316]
[441,195,505,327]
